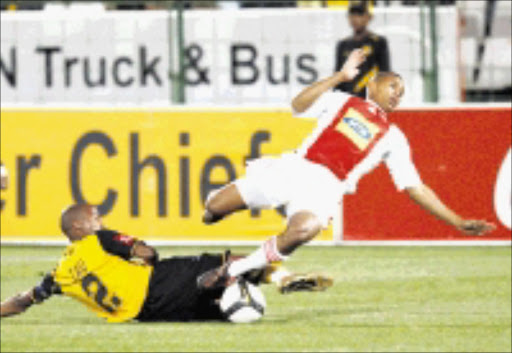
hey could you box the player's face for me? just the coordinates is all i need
[82,206,103,234]
[348,13,371,34]
[70,205,103,238]
[372,76,405,113]
[86,206,103,233]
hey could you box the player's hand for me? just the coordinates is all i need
[456,219,496,236]
[340,49,367,81]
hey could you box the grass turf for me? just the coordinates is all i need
[1,245,511,352]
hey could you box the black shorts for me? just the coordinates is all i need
[135,253,227,322]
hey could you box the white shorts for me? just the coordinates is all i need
[234,153,345,228]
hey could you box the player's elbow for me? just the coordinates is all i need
[133,242,159,265]
[291,98,305,114]
[144,247,159,265]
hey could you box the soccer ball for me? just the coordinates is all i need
[220,279,266,323]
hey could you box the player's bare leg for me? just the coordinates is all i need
[203,184,247,224]
[274,211,323,255]
[198,211,324,289]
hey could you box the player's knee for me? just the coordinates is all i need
[296,221,322,243]
[202,209,214,224]
[203,191,224,224]
[204,193,219,213]
[202,209,224,225]
[288,212,322,243]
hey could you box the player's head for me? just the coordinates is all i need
[347,0,372,35]
[60,204,103,241]
[367,72,404,113]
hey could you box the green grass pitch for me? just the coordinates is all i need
[1,245,511,352]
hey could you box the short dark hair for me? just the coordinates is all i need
[60,204,90,235]
[373,71,402,82]
[348,0,370,15]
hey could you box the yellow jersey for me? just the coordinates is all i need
[52,234,153,323]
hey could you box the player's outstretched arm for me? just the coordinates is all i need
[291,48,367,113]
[131,241,159,265]
[0,290,36,318]
[1,273,58,318]
[406,183,496,236]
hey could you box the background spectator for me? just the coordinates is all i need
[334,0,390,98]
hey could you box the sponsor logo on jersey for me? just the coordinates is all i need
[113,234,136,246]
[343,117,372,139]
[335,108,381,150]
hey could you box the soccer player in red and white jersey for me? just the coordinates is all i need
[197,49,496,289]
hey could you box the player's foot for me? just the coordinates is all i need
[278,273,333,294]
[197,262,235,290]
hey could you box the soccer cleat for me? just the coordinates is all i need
[242,269,266,285]
[278,273,333,294]
[197,262,236,290]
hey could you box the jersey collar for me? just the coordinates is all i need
[366,98,388,119]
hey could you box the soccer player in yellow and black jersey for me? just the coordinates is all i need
[0,204,332,323]
[334,0,390,98]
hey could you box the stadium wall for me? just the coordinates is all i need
[1,106,510,245]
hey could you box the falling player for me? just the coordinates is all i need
[197,48,496,289]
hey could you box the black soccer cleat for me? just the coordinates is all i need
[242,269,266,285]
[197,262,234,290]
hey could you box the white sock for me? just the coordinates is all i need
[269,267,292,285]
[228,236,288,277]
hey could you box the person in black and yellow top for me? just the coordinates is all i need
[0,204,332,323]
[334,0,390,98]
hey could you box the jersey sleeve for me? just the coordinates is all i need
[377,36,391,71]
[32,272,62,303]
[96,229,137,260]
[383,126,422,191]
[292,91,350,119]
[334,40,347,72]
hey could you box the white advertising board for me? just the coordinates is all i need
[1,8,459,105]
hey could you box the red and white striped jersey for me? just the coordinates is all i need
[293,91,422,193]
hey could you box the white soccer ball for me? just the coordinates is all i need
[220,279,266,324]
